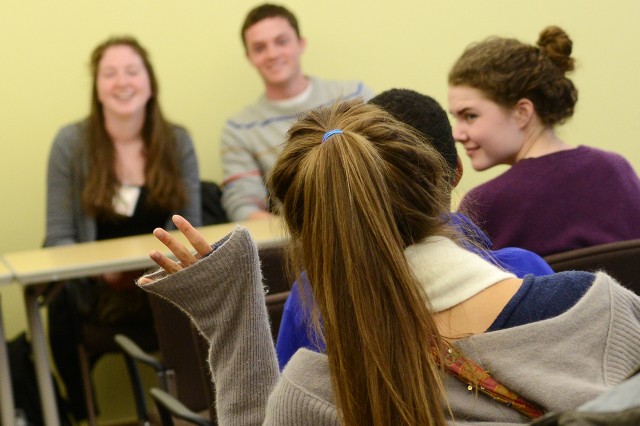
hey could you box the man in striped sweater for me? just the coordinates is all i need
[220,3,374,221]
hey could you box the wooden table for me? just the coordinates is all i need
[0,258,15,426]
[3,218,285,426]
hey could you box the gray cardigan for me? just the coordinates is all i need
[45,121,201,247]
[139,227,640,425]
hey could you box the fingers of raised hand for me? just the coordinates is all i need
[138,276,154,286]
[144,215,214,280]
[148,249,183,274]
[153,227,199,267]
[172,215,212,258]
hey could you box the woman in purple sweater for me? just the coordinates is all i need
[449,26,640,256]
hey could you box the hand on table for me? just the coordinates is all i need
[138,215,213,285]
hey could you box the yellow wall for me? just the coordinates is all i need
[1,0,639,421]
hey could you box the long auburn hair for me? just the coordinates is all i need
[268,100,451,425]
[83,36,187,218]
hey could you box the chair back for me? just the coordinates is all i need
[146,238,290,421]
[265,291,290,344]
[258,242,289,294]
[543,238,640,295]
[148,295,212,413]
[200,181,228,225]
[150,387,212,426]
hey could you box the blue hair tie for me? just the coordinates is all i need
[322,129,343,143]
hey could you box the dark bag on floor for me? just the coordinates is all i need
[8,332,71,426]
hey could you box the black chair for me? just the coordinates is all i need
[258,242,290,293]
[148,294,215,419]
[265,291,290,344]
[116,289,291,426]
[115,292,215,425]
[115,331,212,426]
[46,278,159,426]
[150,388,212,426]
[543,238,640,295]
[200,180,228,226]
[45,180,226,425]
[78,317,158,425]
[115,334,167,426]
[114,215,290,424]
[112,179,228,424]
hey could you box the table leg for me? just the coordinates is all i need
[24,286,60,426]
[0,293,16,426]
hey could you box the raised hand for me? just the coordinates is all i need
[138,214,213,285]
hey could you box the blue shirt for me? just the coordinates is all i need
[275,213,558,370]
[488,271,592,331]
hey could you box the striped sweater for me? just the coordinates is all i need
[220,77,374,221]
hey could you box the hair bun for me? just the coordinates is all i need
[537,26,575,73]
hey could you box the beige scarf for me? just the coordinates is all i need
[405,236,515,312]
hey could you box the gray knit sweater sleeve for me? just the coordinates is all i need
[138,227,279,425]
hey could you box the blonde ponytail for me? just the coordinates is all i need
[269,100,452,425]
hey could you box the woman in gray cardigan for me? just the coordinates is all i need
[139,100,640,425]
[46,36,201,421]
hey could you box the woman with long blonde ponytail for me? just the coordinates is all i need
[269,100,451,425]
[136,98,640,425]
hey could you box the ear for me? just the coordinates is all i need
[512,98,535,129]
[451,155,463,188]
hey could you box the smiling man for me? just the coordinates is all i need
[220,3,374,221]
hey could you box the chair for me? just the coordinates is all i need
[265,291,290,344]
[117,294,214,424]
[46,279,159,426]
[258,240,290,342]
[543,238,640,295]
[114,284,215,423]
[116,290,290,425]
[200,180,228,226]
[115,334,167,426]
[110,180,228,424]
[259,242,290,294]
[115,333,212,426]
[147,294,215,418]
[78,318,158,426]
[114,233,290,424]
[150,388,212,426]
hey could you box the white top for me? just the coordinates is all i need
[405,236,515,312]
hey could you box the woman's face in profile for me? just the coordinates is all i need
[96,45,152,121]
[448,86,524,171]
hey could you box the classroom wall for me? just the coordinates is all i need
[1,0,639,421]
